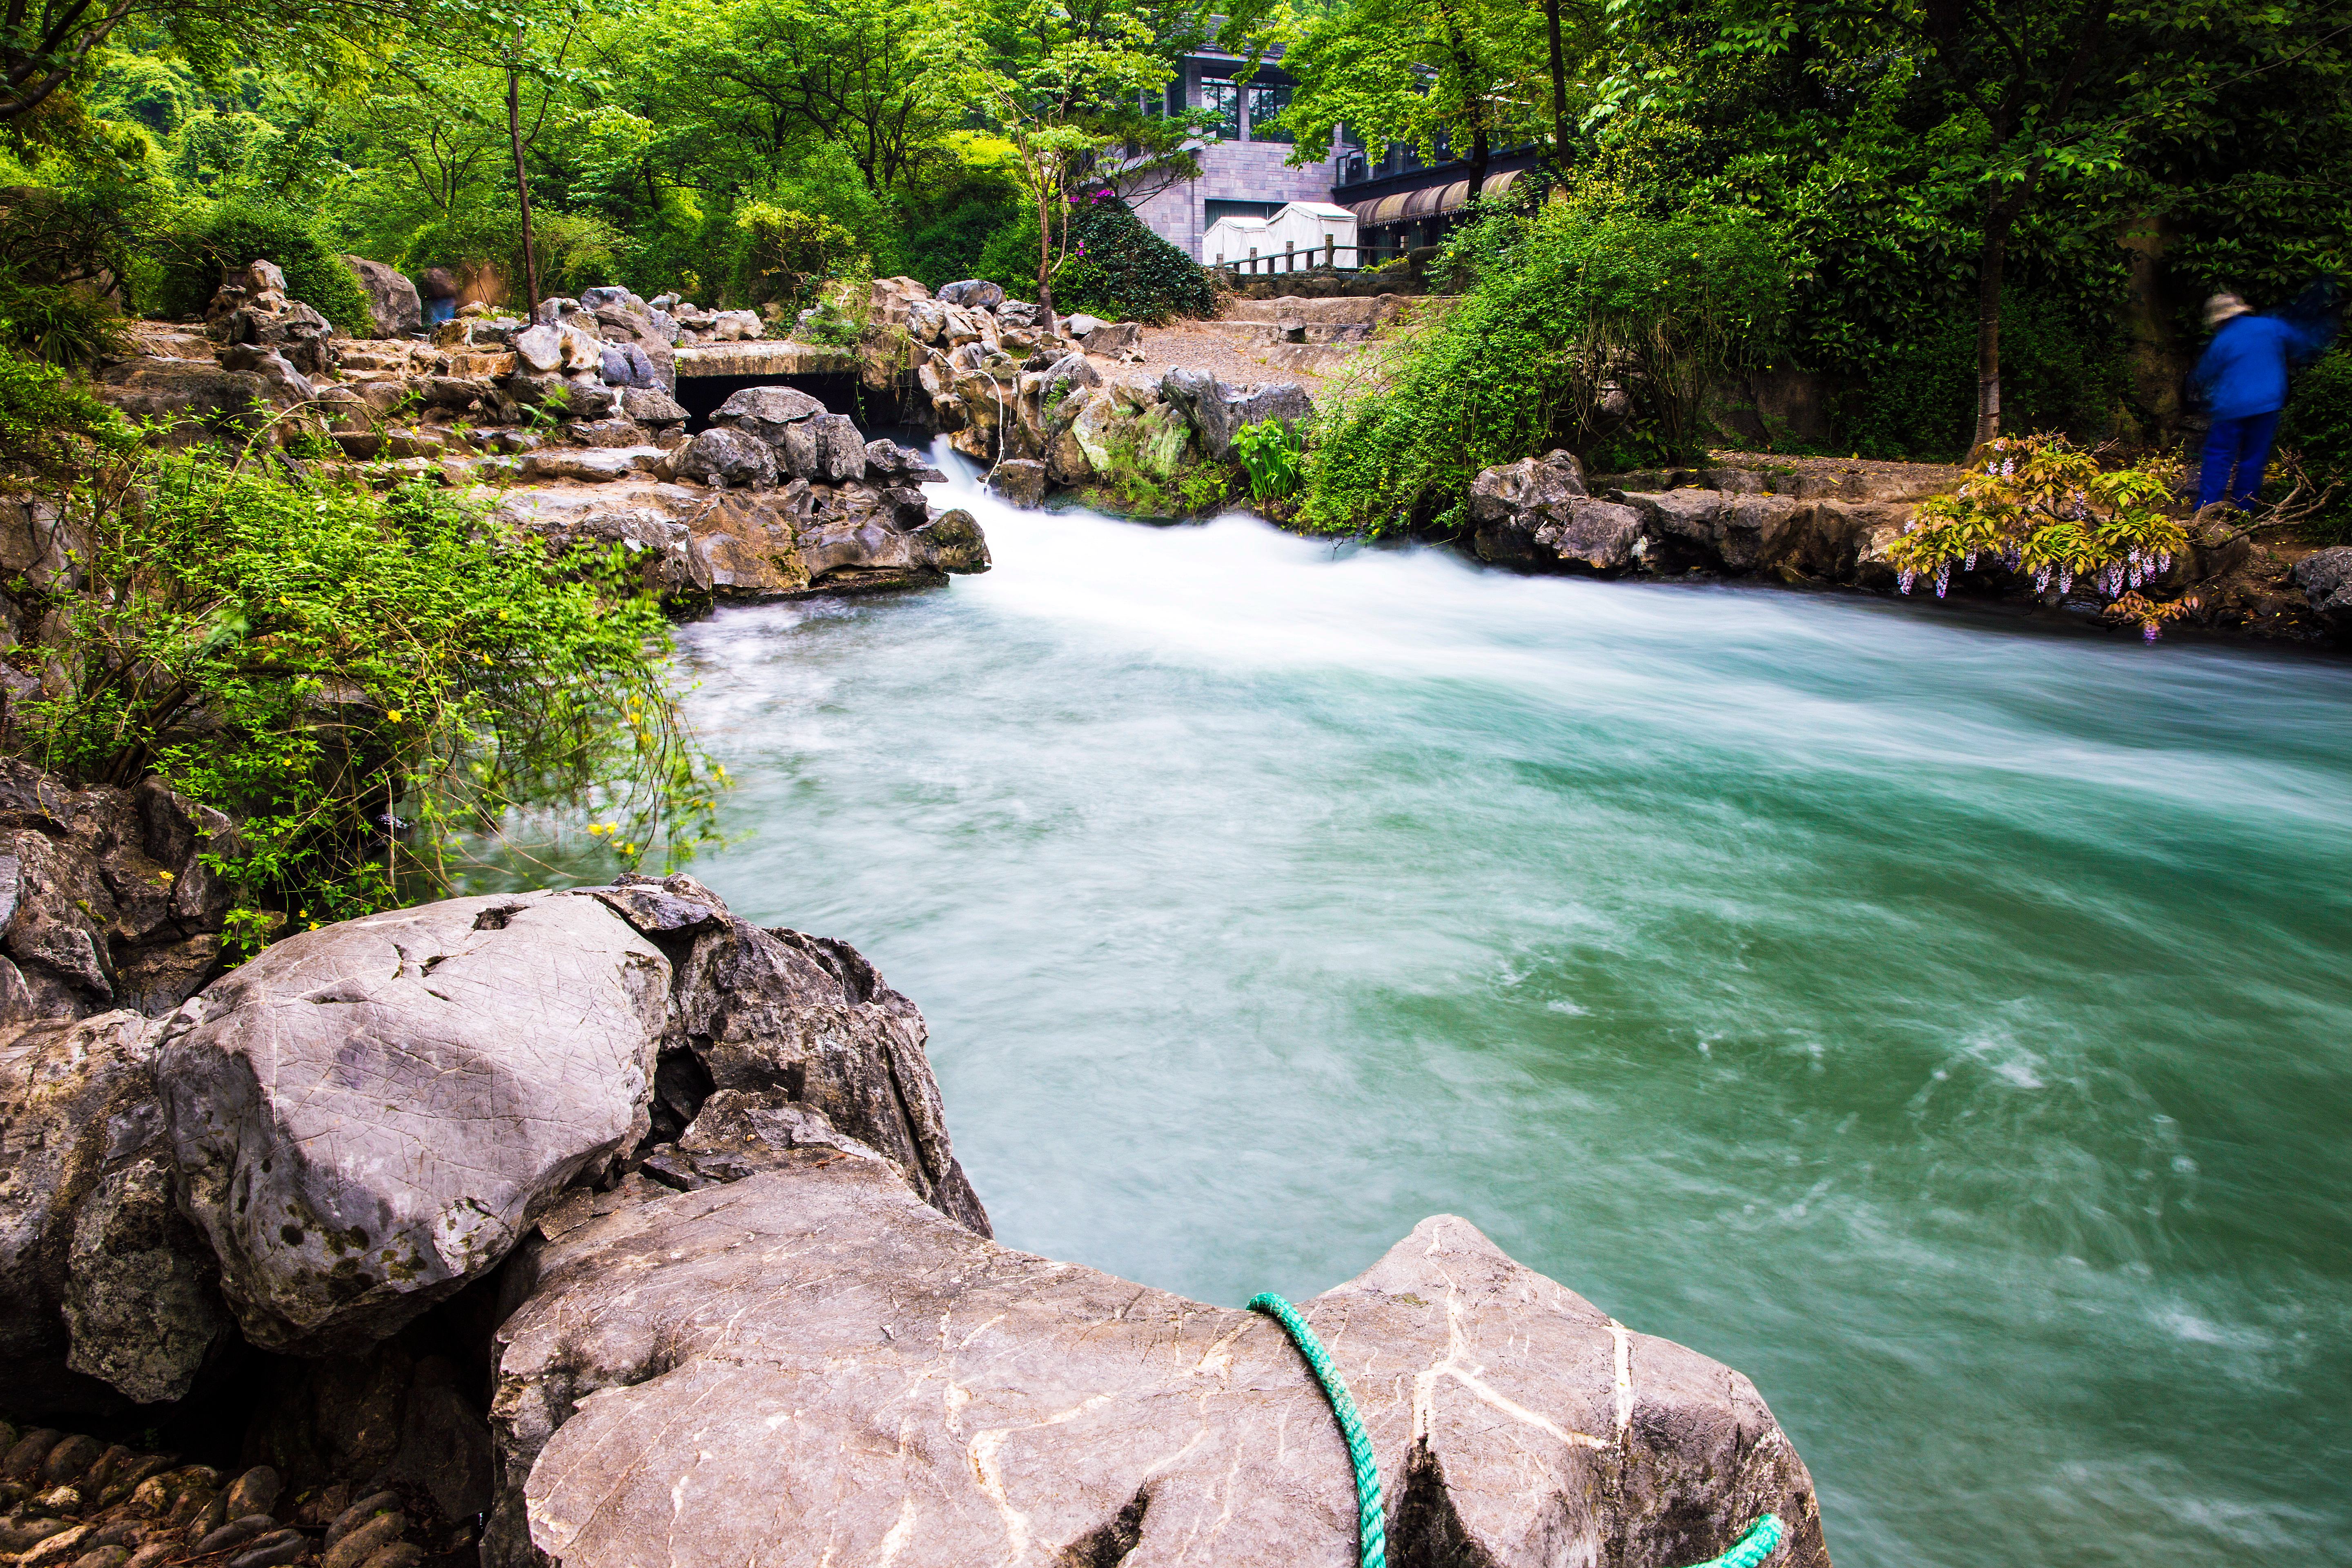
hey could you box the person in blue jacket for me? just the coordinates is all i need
[2190,291,2335,510]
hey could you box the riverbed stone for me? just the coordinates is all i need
[156,891,670,1353]
[487,1156,1826,1568]
[674,426,778,490]
[2292,545,2352,638]
[1160,367,1314,460]
[1469,450,1652,572]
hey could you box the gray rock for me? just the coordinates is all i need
[514,446,664,483]
[156,891,671,1353]
[1065,312,1105,337]
[639,1089,886,1190]
[864,439,944,482]
[596,342,657,390]
[577,286,638,313]
[342,258,421,338]
[674,427,780,490]
[1080,320,1142,356]
[486,1158,1826,1568]
[988,457,1046,508]
[64,1149,229,1404]
[1159,368,1314,460]
[511,325,564,374]
[619,388,687,425]
[936,279,1005,310]
[2292,545,2352,632]
[587,874,988,1232]
[1621,490,1808,573]
[1470,451,1647,572]
[711,385,824,446]
[814,412,868,481]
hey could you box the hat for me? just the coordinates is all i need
[2204,292,2252,327]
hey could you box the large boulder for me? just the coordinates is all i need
[342,256,422,338]
[675,426,780,490]
[1160,368,1314,460]
[486,1156,1826,1568]
[937,278,1005,311]
[1621,489,1809,573]
[156,890,672,1353]
[1070,385,1190,481]
[0,1010,227,1412]
[1469,450,1648,573]
[988,457,1046,508]
[867,276,931,327]
[712,385,826,447]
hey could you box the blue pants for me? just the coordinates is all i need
[2197,408,2281,509]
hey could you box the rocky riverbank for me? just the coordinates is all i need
[0,759,1834,1566]
[1464,448,2352,647]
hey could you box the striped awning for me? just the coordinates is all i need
[1346,166,1521,227]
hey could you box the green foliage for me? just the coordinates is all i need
[1831,293,2129,463]
[399,205,624,301]
[1887,435,2196,637]
[1051,199,1215,324]
[901,158,1024,288]
[1301,193,1793,536]
[1232,418,1302,505]
[156,196,374,333]
[0,352,141,487]
[2281,349,2352,543]
[20,425,719,952]
[731,202,861,309]
[0,279,131,370]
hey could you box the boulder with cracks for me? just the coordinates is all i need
[486,1154,1825,1568]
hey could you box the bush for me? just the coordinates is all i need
[731,202,860,309]
[2281,347,2352,541]
[1829,293,2130,463]
[1298,193,1793,536]
[1232,418,1303,506]
[397,205,624,305]
[16,405,720,952]
[0,351,139,486]
[978,198,1215,325]
[156,196,375,334]
[902,177,1023,289]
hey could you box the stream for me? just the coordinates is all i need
[653,448,2352,1567]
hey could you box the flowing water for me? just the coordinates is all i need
[637,450,2349,1566]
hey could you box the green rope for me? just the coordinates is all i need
[1248,1292,1386,1568]
[1684,1514,1784,1568]
[1248,1288,1779,1568]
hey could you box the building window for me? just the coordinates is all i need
[1245,83,1292,143]
[1200,78,1238,140]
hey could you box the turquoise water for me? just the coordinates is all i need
[667,455,2352,1568]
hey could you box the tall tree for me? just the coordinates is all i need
[2,0,413,121]
[962,0,1170,331]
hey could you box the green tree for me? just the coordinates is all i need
[963,0,1173,330]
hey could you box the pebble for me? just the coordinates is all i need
[2,1429,61,1482]
[41,1436,103,1488]
[123,1546,176,1568]
[320,1512,405,1568]
[357,1544,423,1568]
[20,1523,96,1568]
[227,1529,308,1568]
[323,1494,400,1549]
[222,1469,283,1522]
[191,1513,277,1555]
[67,1546,129,1568]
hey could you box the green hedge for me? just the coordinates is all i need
[155,197,375,335]
[2281,347,2352,541]
[978,198,1215,324]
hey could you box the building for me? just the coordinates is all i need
[1125,40,1343,263]
[1125,38,1544,267]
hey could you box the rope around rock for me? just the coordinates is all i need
[1247,1292,1784,1568]
[1246,1293,1386,1568]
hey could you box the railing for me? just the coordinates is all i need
[1212,238,1368,275]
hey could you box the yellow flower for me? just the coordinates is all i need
[386,708,403,722]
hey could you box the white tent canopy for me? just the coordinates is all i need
[1202,200,1359,271]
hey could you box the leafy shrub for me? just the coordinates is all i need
[0,351,140,485]
[156,196,375,334]
[1232,418,1303,505]
[1055,199,1216,325]
[1888,434,2195,638]
[0,154,165,363]
[1829,293,2130,463]
[2281,347,2352,542]
[978,198,1216,324]
[1298,194,1793,536]
[902,178,1023,289]
[397,205,625,305]
[19,417,719,952]
[731,202,860,309]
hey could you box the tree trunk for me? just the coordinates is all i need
[1466,120,1490,200]
[1544,0,1570,171]
[1971,193,2031,453]
[1035,185,1056,337]
[508,61,541,322]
